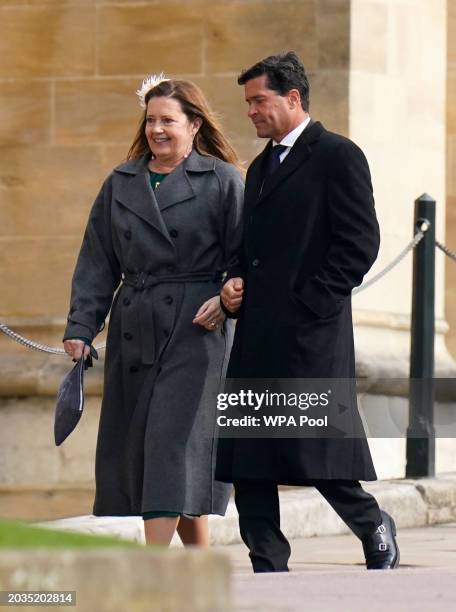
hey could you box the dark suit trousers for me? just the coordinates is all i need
[234,480,382,572]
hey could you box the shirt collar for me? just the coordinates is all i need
[273,116,311,148]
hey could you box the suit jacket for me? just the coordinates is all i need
[215,121,380,483]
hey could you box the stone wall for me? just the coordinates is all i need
[348,0,453,374]
[0,0,349,352]
[447,0,456,359]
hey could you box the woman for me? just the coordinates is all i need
[62,76,244,547]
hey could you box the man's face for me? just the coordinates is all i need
[244,75,294,141]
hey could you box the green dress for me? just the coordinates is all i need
[149,171,169,191]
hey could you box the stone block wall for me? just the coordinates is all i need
[447,0,456,358]
[347,0,454,374]
[0,0,349,350]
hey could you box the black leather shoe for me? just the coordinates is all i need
[362,510,400,569]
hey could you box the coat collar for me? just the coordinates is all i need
[246,120,325,207]
[113,149,216,244]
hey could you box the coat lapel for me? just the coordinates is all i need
[114,155,173,245]
[113,150,215,244]
[154,163,195,212]
[154,150,215,213]
[254,120,325,206]
[244,144,271,209]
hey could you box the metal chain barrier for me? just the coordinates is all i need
[352,222,429,295]
[436,240,456,262]
[0,220,445,354]
[0,322,106,355]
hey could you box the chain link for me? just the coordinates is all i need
[352,227,426,295]
[0,322,105,355]
[436,240,456,262]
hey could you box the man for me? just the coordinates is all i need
[215,52,399,572]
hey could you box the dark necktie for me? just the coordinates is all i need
[263,144,288,180]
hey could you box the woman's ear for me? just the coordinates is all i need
[193,117,203,135]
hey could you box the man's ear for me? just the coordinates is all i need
[288,89,301,109]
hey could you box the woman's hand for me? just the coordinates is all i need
[192,296,225,331]
[63,339,91,361]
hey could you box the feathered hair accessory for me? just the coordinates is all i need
[136,73,171,109]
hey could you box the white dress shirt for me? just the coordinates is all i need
[273,116,311,163]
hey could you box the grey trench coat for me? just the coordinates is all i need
[63,150,244,516]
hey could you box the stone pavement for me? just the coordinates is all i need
[39,476,456,610]
[219,523,456,611]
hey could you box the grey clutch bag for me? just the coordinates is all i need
[54,345,98,446]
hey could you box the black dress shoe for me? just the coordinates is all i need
[362,510,400,569]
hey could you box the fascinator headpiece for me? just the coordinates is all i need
[136,73,171,109]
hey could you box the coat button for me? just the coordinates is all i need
[164,295,173,305]
[166,264,176,273]
[252,258,260,267]
[123,297,131,306]
[163,329,170,337]
[124,230,132,240]
[170,229,178,238]
[124,332,133,340]
[129,365,139,373]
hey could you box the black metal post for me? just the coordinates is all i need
[406,194,436,478]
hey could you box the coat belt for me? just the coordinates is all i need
[122,269,223,291]
[121,269,224,365]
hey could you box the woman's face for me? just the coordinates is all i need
[145,96,199,162]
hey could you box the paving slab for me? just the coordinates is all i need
[220,523,456,611]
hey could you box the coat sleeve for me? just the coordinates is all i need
[216,163,246,319]
[63,176,121,343]
[293,139,380,318]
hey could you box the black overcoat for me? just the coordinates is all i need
[63,150,244,516]
[215,121,380,484]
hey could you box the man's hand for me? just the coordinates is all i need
[220,277,244,313]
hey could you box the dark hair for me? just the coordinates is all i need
[127,79,241,169]
[237,51,310,111]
